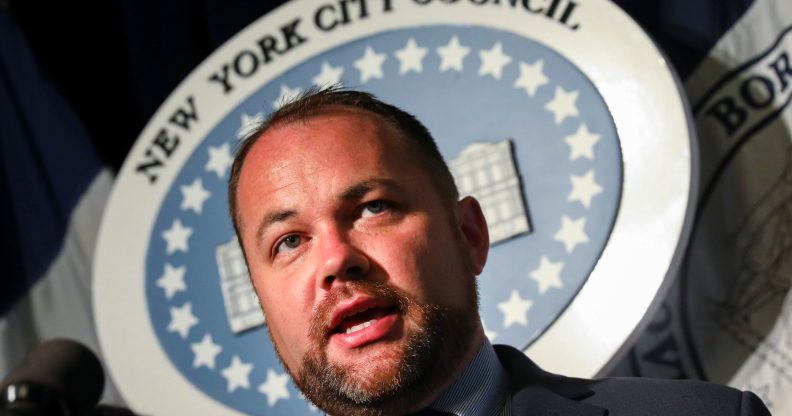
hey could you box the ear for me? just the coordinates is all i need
[456,196,489,275]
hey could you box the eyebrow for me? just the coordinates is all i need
[340,178,407,202]
[339,180,378,201]
[255,209,296,248]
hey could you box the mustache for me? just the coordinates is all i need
[307,280,411,343]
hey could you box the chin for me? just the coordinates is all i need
[339,350,405,391]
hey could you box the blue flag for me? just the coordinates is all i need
[0,7,120,404]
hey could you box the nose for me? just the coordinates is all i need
[317,231,370,290]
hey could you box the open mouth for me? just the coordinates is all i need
[331,305,399,336]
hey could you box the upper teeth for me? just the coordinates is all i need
[345,319,377,334]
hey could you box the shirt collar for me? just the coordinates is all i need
[430,338,510,416]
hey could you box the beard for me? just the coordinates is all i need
[286,278,479,416]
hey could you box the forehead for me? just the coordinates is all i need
[241,108,404,181]
[255,108,395,160]
[235,108,424,220]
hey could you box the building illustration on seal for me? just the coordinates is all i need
[215,238,265,334]
[449,140,532,245]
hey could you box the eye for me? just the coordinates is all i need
[275,234,302,254]
[361,200,388,217]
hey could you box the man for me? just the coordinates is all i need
[228,87,770,416]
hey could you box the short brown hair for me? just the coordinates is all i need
[227,86,459,237]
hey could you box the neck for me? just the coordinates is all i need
[406,324,485,413]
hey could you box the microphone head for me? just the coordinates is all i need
[1,339,105,415]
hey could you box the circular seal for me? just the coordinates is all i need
[93,1,695,414]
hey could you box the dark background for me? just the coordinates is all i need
[5,0,751,171]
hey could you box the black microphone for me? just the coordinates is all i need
[0,339,104,416]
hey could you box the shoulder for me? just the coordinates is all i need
[584,377,770,416]
[492,344,770,416]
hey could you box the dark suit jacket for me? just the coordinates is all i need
[494,345,771,416]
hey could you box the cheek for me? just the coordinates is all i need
[260,284,310,333]
[367,226,435,294]
[254,277,311,357]
[415,221,473,305]
[251,263,314,323]
[260,294,309,370]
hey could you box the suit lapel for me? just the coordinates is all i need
[494,345,607,416]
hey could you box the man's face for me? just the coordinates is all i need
[235,108,487,415]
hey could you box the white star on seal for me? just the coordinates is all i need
[497,290,533,328]
[191,333,222,369]
[273,84,302,109]
[395,38,428,74]
[162,219,192,254]
[554,216,589,253]
[205,143,233,179]
[514,60,549,97]
[568,170,603,209]
[354,46,386,83]
[167,301,199,339]
[259,369,291,407]
[156,263,187,299]
[437,36,470,72]
[180,178,210,214]
[312,61,344,87]
[478,42,512,80]
[565,124,600,161]
[529,256,564,295]
[221,355,254,392]
[237,112,263,140]
[545,87,579,124]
